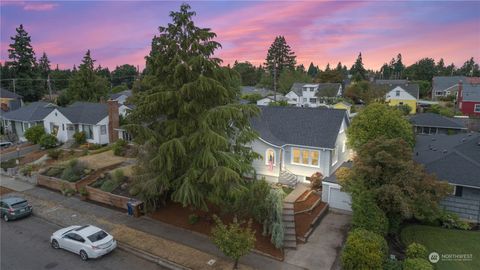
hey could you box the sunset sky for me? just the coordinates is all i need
[1,1,479,71]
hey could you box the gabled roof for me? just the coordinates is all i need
[414,133,480,188]
[289,83,342,97]
[289,83,305,96]
[241,86,274,97]
[375,79,408,85]
[251,106,348,149]
[0,88,22,99]
[461,83,480,102]
[57,102,108,125]
[1,101,55,121]
[409,113,467,130]
[387,84,420,99]
[109,90,132,100]
[432,76,471,92]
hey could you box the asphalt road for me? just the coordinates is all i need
[0,214,163,270]
[0,144,39,162]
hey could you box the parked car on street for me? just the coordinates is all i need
[0,197,33,221]
[50,225,117,261]
[0,141,13,149]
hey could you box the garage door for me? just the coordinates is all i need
[329,186,352,211]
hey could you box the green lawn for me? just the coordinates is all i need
[401,225,480,270]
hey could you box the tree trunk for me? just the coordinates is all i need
[233,259,239,270]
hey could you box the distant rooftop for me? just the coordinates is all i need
[409,113,467,130]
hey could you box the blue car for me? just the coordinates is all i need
[0,197,33,221]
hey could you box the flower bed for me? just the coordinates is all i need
[149,202,284,260]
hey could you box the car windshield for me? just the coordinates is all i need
[11,201,28,208]
[87,230,108,242]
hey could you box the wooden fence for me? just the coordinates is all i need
[37,174,79,192]
[85,186,131,210]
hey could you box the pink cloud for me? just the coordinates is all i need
[23,3,58,11]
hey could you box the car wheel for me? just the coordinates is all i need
[3,214,9,222]
[80,250,88,261]
[51,239,59,249]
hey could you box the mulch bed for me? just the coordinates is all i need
[20,150,49,165]
[294,192,320,213]
[294,196,327,239]
[149,201,284,260]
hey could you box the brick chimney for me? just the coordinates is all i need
[107,100,119,143]
[457,80,463,110]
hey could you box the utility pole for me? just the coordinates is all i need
[273,59,277,102]
[47,75,53,100]
[12,79,16,94]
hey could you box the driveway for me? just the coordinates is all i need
[284,211,351,270]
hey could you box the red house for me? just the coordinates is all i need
[458,81,480,116]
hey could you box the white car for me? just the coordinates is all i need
[50,225,117,261]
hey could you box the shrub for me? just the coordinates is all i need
[341,229,388,270]
[87,143,102,150]
[100,178,119,192]
[438,211,471,230]
[79,186,88,196]
[112,169,125,183]
[1,159,17,169]
[39,134,57,149]
[48,149,62,160]
[309,172,323,190]
[45,166,64,177]
[73,131,86,145]
[20,164,34,176]
[265,188,286,248]
[113,139,128,156]
[61,159,87,182]
[188,214,199,225]
[24,125,46,144]
[406,243,428,259]
[384,259,403,270]
[351,190,389,236]
[403,258,433,270]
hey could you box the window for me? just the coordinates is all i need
[292,148,320,166]
[395,90,400,96]
[50,123,59,136]
[100,125,107,135]
[265,148,275,166]
[65,233,85,243]
[332,146,338,165]
[62,124,65,131]
[87,230,108,242]
[454,186,463,197]
[82,125,93,140]
[435,91,444,96]
[292,98,297,101]
[309,98,317,103]
[475,104,480,113]
[303,98,307,102]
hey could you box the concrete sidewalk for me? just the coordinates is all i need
[12,185,304,270]
[0,175,35,191]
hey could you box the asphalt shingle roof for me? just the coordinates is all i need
[251,106,348,149]
[109,90,132,100]
[409,113,466,129]
[461,83,480,102]
[375,79,408,85]
[58,102,108,125]
[288,83,341,97]
[0,88,22,99]
[432,76,466,92]
[1,101,54,121]
[388,83,419,99]
[414,133,480,188]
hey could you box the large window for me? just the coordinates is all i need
[82,125,93,140]
[292,148,319,166]
[100,125,107,135]
[475,104,480,113]
[309,98,317,103]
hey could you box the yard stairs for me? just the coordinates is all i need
[279,170,298,187]
[282,184,309,250]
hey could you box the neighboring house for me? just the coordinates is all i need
[241,86,274,97]
[384,83,419,114]
[333,101,352,116]
[43,101,120,145]
[458,81,480,116]
[285,83,342,107]
[375,79,408,85]
[431,76,480,101]
[250,106,352,211]
[109,90,132,105]
[414,133,480,223]
[256,94,288,106]
[0,88,23,112]
[409,113,467,135]
[1,101,55,141]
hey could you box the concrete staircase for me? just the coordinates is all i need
[282,200,297,249]
[279,170,298,187]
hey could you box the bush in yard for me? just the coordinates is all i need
[403,258,433,270]
[231,179,270,223]
[39,134,57,149]
[73,131,86,145]
[265,188,286,248]
[47,149,62,160]
[438,211,471,230]
[384,259,403,270]
[211,215,255,270]
[351,189,389,236]
[309,172,323,190]
[112,139,128,156]
[406,243,428,259]
[341,229,388,270]
[61,159,87,182]
[24,125,46,144]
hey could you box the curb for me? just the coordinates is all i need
[118,242,191,270]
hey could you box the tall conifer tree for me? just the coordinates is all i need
[128,4,259,210]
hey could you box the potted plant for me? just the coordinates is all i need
[79,187,89,201]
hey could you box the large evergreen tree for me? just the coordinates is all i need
[393,53,405,78]
[264,36,296,88]
[350,52,367,81]
[7,24,43,101]
[128,4,259,211]
[458,57,480,76]
[66,50,109,103]
[38,52,51,78]
[307,62,319,77]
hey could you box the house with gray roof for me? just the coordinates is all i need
[409,113,467,135]
[285,83,342,107]
[414,133,480,223]
[256,94,288,106]
[1,101,56,141]
[109,90,132,105]
[250,106,352,211]
[432,76,480,101]
[1,88,23,112]
[458,82,480,116]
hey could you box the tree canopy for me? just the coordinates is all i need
[264,36,296,89]
[232,61,263,86]
[346,103,414,150]
[350,52,367,81]
[111,64,138,88]
[127,4,260,211]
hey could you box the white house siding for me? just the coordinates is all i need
[256,98,272,106]
[385,86,416,101]
[285,91,300,106]
[114,95,128,105]
[330,119,350,174]
[43,109,73,143]
[283,146,331,182]
[95,117,110,145]
[251,139,281,181]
